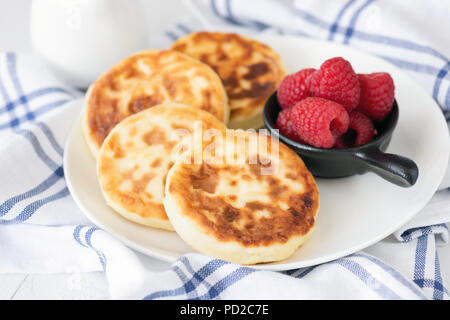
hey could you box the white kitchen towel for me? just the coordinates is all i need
[0,0,449,300]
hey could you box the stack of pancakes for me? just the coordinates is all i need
[84,32,319,265]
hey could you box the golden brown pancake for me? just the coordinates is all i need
[164,130,319,264]
[83,49,229,157]
[97,104,227,230]
[171,32,287,129]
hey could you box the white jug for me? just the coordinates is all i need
[30,0,147,89]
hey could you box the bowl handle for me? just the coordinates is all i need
[353,150,419,187]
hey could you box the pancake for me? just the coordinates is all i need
[83,49,229,158]
[97,104,227,230]
[171,32,287,130]
[164,130,319,264]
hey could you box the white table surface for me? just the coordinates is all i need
[1,0,449,300]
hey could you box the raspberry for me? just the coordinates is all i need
[335,111,377,148]
[276,107,303,142]
[277,68,316,109]
[288,97,349,148]
[307,57,360,112]
[357,72,395,122]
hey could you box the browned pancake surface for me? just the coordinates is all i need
[97,104,227,230]
[167,131,319,246]
[171,32,286,126]
[85,49,228,153]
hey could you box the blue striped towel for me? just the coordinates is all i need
[0,0,449,299]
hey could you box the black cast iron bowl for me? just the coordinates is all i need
[263,92,419,187]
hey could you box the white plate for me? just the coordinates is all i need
[64,35,449,271]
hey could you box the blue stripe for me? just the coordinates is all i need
[445,110,450,122]
[36,122,64,157]
[196,266,256,299]
[223,0,246,26]
[377,55,441,76]
[328,0,357,40]
[432,62,450,102]
[421,278,449,298]
[0,187,69,224]
[227,0,268,30]
[294,265,318,279]
[73,225,87,247]
[0,99,69,130]
[285,254,427,299]
[0,66,11,103]
[283,265,319,278]
[74,225,110,273]
[211,0,267,29]
[337,258,403,299]
[0,166,63,217]
[85,227,107,270]
[283,269,298,276]
[343,0,373,44]
[290,256,416,299]
[225,0,241,25]
[6,53,34,120]
[295,30,311,38]
[14,128,60,171]
[210,0,220,17]
[0,87,73,115]
[413,235,428,287]
[401,224,446,242]
[165,31,178,41]
[433,251,444,300]
[280,28,312,38]
[0,63,18,124]
[176,24,192,34]
[293,7,330,29]
[352,253,427,299]
[143,259,228,300]
[180,257,214,294]
[445,86,450,109]
[144,278,193,300]
[350,29,450,62]
[173,265,199,299]
[173,266,200,300]
[293,7,450,63]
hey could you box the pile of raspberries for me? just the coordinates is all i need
[276,57,395,149]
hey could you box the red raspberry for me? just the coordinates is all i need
[277,68,316,109]
[276,107,302,142]
[357,72,395,122]
[288,97,349,148]
[307,57,360,111]
[335,111,377,148]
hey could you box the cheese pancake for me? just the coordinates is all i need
[171,32,287,129]
[97,104,227,230]
[164,130,319,264]
[84,49,229,158]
